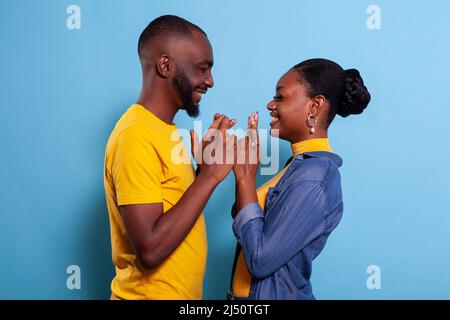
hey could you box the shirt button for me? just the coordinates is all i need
[297,154,303,160]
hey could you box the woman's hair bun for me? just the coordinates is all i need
[337,68,371,117]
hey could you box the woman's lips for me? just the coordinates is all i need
[270,113,279,126]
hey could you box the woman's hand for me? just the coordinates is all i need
[233,112,260,210]
[233,111,260,183]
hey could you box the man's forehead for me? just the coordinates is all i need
[170,31,213,62]
[190,30,213,55]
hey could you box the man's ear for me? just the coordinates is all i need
[156,54,171,78]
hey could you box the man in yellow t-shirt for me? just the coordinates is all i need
[103,15,236,299]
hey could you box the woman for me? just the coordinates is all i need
[229,58,371,300]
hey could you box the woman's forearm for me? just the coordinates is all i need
[236,178,258,211]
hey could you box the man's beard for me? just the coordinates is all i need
[172,68,200,118]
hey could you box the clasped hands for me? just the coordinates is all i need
[190,112,260,185]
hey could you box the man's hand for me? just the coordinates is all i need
[190,114,237,184]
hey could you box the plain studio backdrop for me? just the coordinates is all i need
[1,0,449,299]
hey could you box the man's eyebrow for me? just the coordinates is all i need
[276,86,284,91]
[198,59,214,67]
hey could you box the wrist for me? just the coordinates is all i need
[236,176,256,187]
[197,169,221,188]
[236,177,257,210]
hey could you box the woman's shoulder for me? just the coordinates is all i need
[287,151,343,185]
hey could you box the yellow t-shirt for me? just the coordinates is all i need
[104,104,207,300]
[231,138,333,297]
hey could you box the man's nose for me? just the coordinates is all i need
[205,73,214,88]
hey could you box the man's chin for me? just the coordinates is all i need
[183,104,200,118]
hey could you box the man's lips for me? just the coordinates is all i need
[195,88,207,94]
[193,88,207,102]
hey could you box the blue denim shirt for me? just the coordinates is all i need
[232,151,343,300]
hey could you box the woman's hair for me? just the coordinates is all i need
[292,58,371,126]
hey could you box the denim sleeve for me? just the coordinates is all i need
[232,181,327,279]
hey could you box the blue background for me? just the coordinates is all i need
[1,0,449,299]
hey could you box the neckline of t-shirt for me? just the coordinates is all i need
[132,104,177,130]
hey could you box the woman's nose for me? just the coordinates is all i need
[267,100,276,110]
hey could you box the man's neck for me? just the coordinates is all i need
[137,88,178,125]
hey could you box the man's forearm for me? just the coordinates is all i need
[144,172,218,266]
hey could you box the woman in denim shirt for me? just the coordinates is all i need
[229,58,371,300]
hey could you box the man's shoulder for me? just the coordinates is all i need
[108,107,160,144]
[104,120,161,169]
[115,105,157,134]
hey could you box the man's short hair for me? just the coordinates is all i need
[138,15,207,57]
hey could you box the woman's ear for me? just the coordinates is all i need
[156,54,171,78]
[311,95,327,115]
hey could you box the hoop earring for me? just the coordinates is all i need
[307,113,317,134]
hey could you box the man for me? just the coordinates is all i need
[104,15,236,300]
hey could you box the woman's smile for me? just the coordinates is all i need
[270,111,279,127]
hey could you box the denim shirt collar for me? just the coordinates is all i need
[295,151,343,168]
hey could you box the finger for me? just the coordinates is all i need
[233,142,238,166]
[190,129,201,163]
[249,135,259,165]
[247,111,259,146]
[218,116,230,136]
[232,135,239,166]
[225,134,237,165]
[235,138,245,165]
[257,142,261,164]
[226,134,237,146]
[209,114,225,130]
[247,111,259,130]
[244,136,249,164]
[203,115,225,142]
[247,113,253,129]
[228,118,237,129]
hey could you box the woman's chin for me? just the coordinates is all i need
[269,126,281,137]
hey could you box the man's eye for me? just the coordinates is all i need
[199,66,208,73]
[273,95,283,101]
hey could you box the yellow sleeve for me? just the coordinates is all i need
[112,126,163,206]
